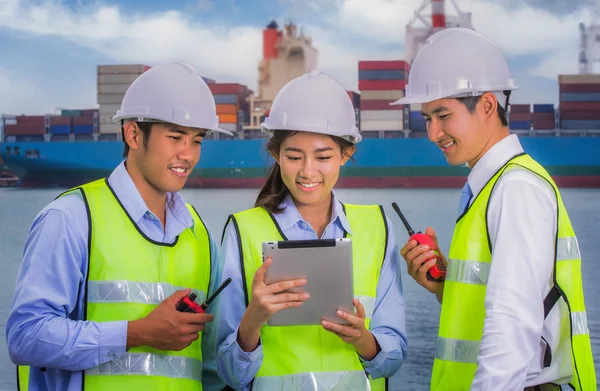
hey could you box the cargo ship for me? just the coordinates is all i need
[2,0,600,189]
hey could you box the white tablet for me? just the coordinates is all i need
[262,238,354,327]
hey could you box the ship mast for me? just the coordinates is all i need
[579,1,600,74]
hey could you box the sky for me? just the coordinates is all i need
[0,0,597,115]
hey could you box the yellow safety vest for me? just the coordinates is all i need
[17,178,212,391]
[229,204,389,391]
[430,154,596,391]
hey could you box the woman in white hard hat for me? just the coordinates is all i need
[215,70,408,391]
[396,28,596,391]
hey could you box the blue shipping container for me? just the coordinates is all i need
[560,93,600,103]
[560,120,600,130]
[358,69,407,81]
[73,125,95,134]
[533,104,554,113]
[214,94,238,104]
[409,111,424,121]
[510,121,531,130]
[50,125,71,135]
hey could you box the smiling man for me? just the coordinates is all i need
[394,28,596,391]
[6,61,231,391]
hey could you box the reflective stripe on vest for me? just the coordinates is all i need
[17,178,212,391]
[252,370,370,391]
[230,204,388,391]
[430,155,596,391]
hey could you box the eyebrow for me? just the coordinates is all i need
[421,106,450,117]
[168,128,206,137]
[283,147,334,153]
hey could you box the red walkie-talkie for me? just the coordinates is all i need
[176,278,232,313]
[391,202,446,281]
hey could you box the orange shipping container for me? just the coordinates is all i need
[219,114,238,124]
[216,104,238,115]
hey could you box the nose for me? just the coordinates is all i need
[300,156,317,178]
[177,138,199,162]
[427,117,444,143]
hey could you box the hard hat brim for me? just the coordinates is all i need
[112,114,234,136]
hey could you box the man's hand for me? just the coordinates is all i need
[400,227,446,301]
[127,289,214,351]
[321,299,378,361]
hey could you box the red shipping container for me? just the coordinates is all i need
[559,110,600,120]
[49,116,73,126]
[82,109,99,117]
[4,124,45,135]
[359,61,410,71]
[208,83,248,95]
[531,113,554,121]
[559,83,600,93]
[560,102,600,111]
[360,100,404,110]
[73,116,96,125]
[509,112,531,121]
[359,80,407,91]
[16,115,46,126]
[532,120,556,129]
[510,104,530,113]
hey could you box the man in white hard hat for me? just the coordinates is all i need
[395,28,595,391]
[6,61,230,391]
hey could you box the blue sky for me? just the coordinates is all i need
[0,0,596,116]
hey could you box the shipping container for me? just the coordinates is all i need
[360,90,405,100]
[73,125,95,134]
[98,94,125,105]
[509,104,530,113]
[347,91,360,109]
[360,100,402,110]
[82,109,99,117]
[558,74,600,84]
[219,114,238,124]
[98,74,141,85]
[98,84,131,95]
[99,113,116,125]
[61,109,83,117]
[360,131,381,139]
[509,121,531,130]
[5,124,45,135]
[559,102,600,111]
[16,115,46,126]
[410,103,422,111]
[509,112,532,122]
[532,119,556,130]
[560,92,600,103]
[50,134,70,142]
[559,83,600,93]
[50,116,73,126]
[208,83,249,95]
[358,60,410,71]
[560,120,600,129]
[532,104,554,113]
[50,125,71,135]
[99,123,121,134]
[98,133,120,141]
[97,64,150,75]
[358,80,407,91]
[220,123,237,133]
[99,104,121,115]
[559,110,600,120]
[383,130,406,138]
[216,104,238,115]
[361,118,403,131]
[213,94,239,105]
[360,110,404,121]
[358,69,407,81]
[73,115,97,126]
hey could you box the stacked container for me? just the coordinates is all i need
[207,83,252,137]
[558,74,600,130]
[347,91,360,128]
[509,104,531,131]
[358,61,409,138]
[4,115,47,141]
[97,64,150,135]
[531,104,555,131]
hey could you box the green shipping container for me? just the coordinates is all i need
[61,109,83,117]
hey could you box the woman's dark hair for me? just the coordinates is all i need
[255,129,355,214]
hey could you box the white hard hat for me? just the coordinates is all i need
[392,28,517,107]
[113,61,232,135]
[261,70,361,143]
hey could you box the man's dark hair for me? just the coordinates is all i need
[455,92,509,127]
[122,121,153,158]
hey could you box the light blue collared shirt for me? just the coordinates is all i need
[215,192,408,390]
[5,160,224,391]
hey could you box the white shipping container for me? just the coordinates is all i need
[98,94,125,105]
[99,123,121,134]
[98,83,131,95]
[360,90,405,100]
[220,123,237,132]
[360,119,404,131]
[99,104,122,115]
[98,74,141,85]
[97,64,148,75]
[99,113,118,125]
[360,110,404,121]
[410,103,422,111]
[558,74,600,84]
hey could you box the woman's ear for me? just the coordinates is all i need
[270,150,280,165]
[341,145,356,166]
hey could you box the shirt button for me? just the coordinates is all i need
[108,352,117,359]
[301,222,308,229]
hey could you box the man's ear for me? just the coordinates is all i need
[123,121,141,151]
[479,92,498,122]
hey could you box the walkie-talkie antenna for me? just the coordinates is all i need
[392,202,415,236]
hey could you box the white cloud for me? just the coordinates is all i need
[0,67,38,115]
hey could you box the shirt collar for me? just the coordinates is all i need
[107,160,194,229]
[467,134,525,199]
[275,191,353,236]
